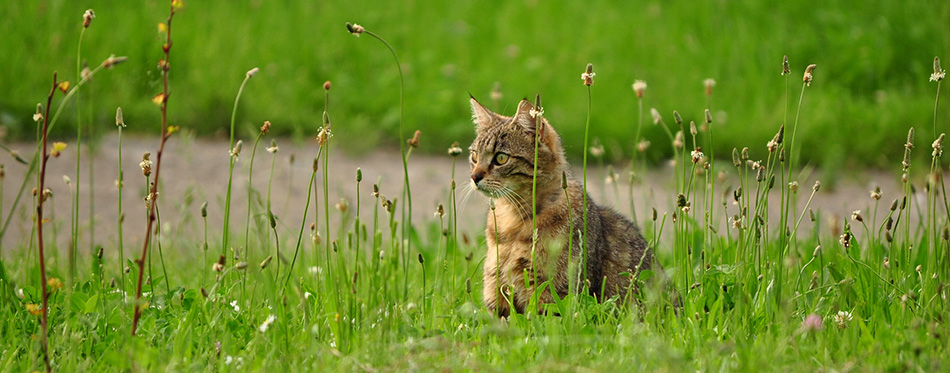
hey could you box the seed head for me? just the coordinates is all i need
[870,186,882,200]
[732,148,741,166]
[115,107,126,128]
[261,121,271,135]
[637,139,650,153]
[260,255,273,270]
[230,140,243,158]
[932,133,945,157]
[673,131,684,149]
[34,103,44,123]
[691,148,704,163]
[246,67,259,78]
[83,9,95,28]
[789,181,799,193]
[803,64,817,86]
[632,80,647,98]
[703,79,716,96]
[782,55,790,75]
[704,109,712,124]
[650,108,662,124]
[316,126,331,146]
[690,121,698,136]
[673,110,683,125]
[851,210,864,222]
[932,57,946,82]
[561,171,568,190]
[813,180,821,191]
[408,130,421,148]
[417,253,425,264]
[491,82,503,102]
[346,22,365,36]
[324,81,332,91]
[741,147,749,160]
[201,201,208,218]
[102,55,128,69]
[448,141,463,156]
[235,261,249,270]
[581,63,595,86]
[140,152,152,176]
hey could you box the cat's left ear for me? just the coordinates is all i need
[470,97,501,131]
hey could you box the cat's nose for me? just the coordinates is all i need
[472,171,485,184]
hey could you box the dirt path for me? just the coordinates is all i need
[0,136,922,258]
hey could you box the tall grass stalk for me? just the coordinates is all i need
[71,12,91,283]
[35,73,59,373]
[529,94,543,303]
[283,157,320,293]
[346,23,414,302]
[132,0,181,336]
[581,63,595,284]
[222,67,259,261]
[242,121,269,299]
[115,108,126,289]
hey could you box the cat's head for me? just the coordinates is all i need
[468,97,567,199]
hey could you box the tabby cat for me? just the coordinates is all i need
[469,97,659,316]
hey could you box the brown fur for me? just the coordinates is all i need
[469,97,659,316]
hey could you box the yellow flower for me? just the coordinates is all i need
[26,303,42,316]
[48,277,63,292]
[51,142,67,157]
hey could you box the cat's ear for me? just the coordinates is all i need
[512,99,543,135]
[470,97,500,131]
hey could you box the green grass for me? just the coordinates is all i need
[1,1,950,371]
[1,0,948,167]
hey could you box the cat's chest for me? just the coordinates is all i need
[486,205,570,261]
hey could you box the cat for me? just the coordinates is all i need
[469,96,659,316]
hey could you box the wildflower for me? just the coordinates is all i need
[304,291,312,300]
[140,152,152,176]
[589,144,605,158]
[632,80,647,98]
[789,181,799,193]
[408,130,421,148]
[801,313,824,332]
[26,303,42,316]
[803,64,817,86]
[51,142,67,157]
[691,148,704,163]
[230,140,243,158]
[703,79,716,96]
[116,107,126,127]
[529,106,544,119]
[637,139,651,153]
[235,262,248,270]
[931,57,946,82]
[48,277,63,291]
[673,131,684,149]
[581,63,595,86]
[33,109,43,123]
[83,9,95,28]
[851,210,863,222]
[932,133,945,157]
[435,204,444,218]
[63,175,71,185]
[883,257,890,269]
[650,108,662,124]
[246,67,259,78]
[346,22,365,36]
[102,55,128,69]
[266,139,279,154]
[870,186,882,200]
[230,300,241,312]
[213,255,226,272]
[57,81,70,93]
[833,311,853,330]
[259,315,276,333]
[335,198,349,214]
[260,120,271,135]
[782,55,790,76]
[316,126,332,146]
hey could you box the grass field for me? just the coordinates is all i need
[1,1,950,371]
[1,0,948,166]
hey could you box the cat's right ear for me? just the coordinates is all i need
[470,97,499,131]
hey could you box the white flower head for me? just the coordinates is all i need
[650,108,662,124]
[834,310,853,329]
[230,300,240,312]
[632,80,647,98]
[259,314,276,333]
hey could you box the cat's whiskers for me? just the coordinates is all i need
[499,186,531,220]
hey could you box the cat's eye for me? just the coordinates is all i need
[494,153,510,165]
[470,152,478,163]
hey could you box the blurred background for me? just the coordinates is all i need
[1,0,948,170]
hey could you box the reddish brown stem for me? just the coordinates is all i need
[37,72,57,373]
[132,3,175,336]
